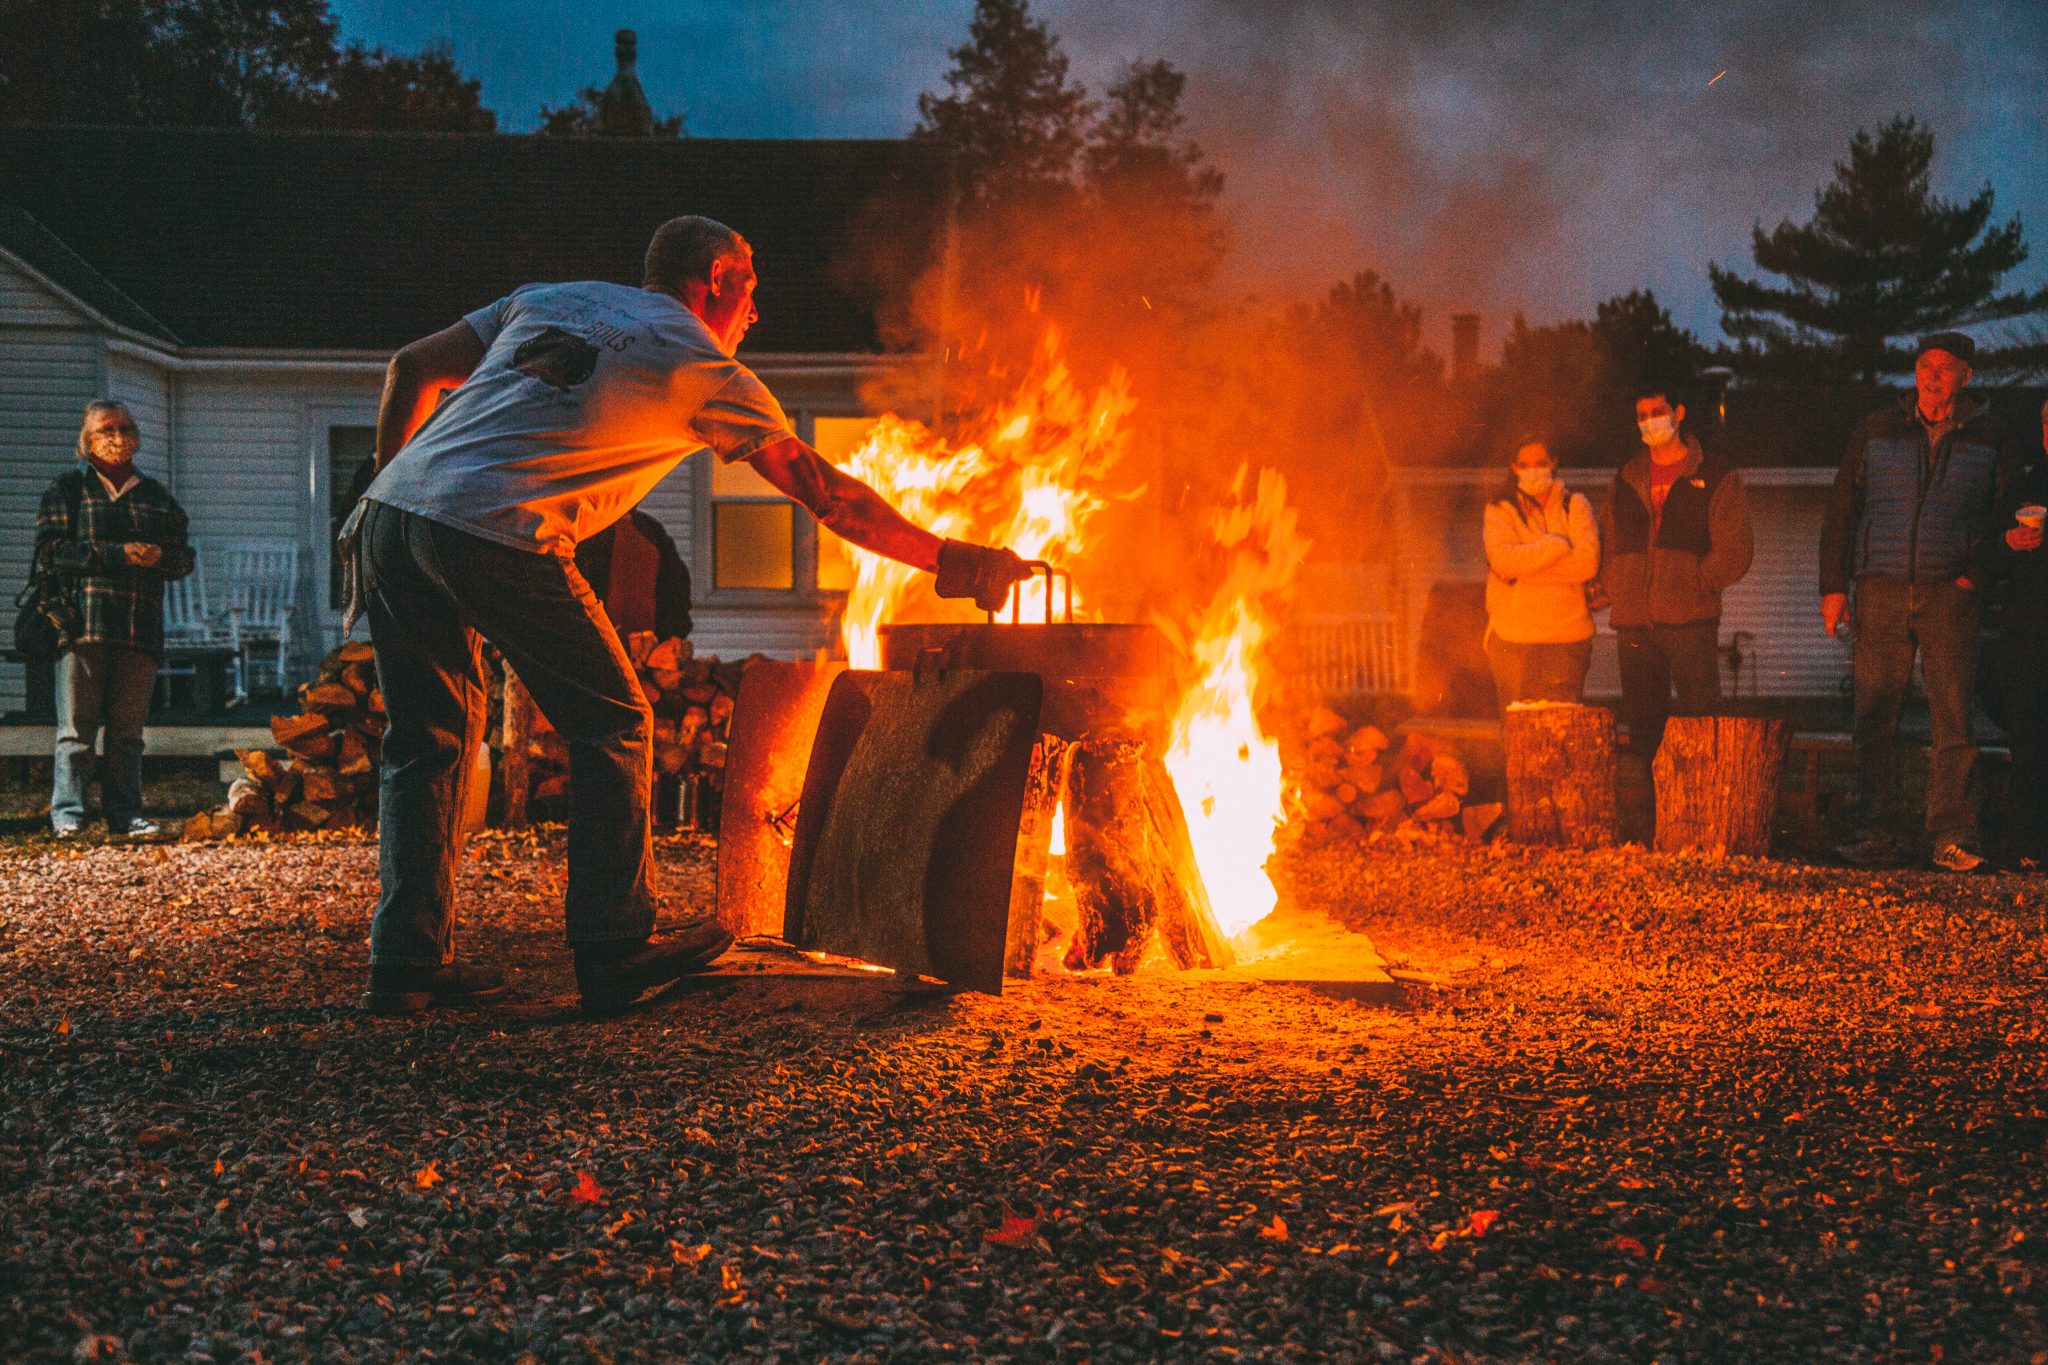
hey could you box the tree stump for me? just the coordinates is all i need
[1652,715,1788,855]
[1063,739,1235,973]
[499,668,533,828]
[1503,702,1618,848]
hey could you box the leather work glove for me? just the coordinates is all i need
[934,539,1031,613]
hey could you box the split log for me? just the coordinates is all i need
[299,680,359,712]
[1003,738,1071,978]
[1652,715,1788,855]
[270,712,330,752]
[499,668,532,827]
[1063,739,1235,973]
[1504,702,1618,848]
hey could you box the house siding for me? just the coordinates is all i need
[0,258,101,710]
[106,350,173,485]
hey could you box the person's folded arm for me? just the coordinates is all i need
[1482,501,1566,582]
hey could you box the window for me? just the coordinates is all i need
[810,416,880,593]
[328,426,376,609]
[710,455,796,590]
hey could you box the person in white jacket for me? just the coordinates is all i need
[1482,439,1600,709]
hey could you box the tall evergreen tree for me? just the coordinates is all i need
[1592,290,1707,397]
[912,0,1092,211]
[1710,117,2047,382]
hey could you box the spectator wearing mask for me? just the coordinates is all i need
[1599,382,1754,757]
[1482,438,1598,707]
[35,400,195,838]
[1821,333,2018,873]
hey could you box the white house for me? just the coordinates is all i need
[0,125,948,715]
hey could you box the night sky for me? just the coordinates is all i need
[329,0,2048,351]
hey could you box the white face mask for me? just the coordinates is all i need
[1638,414,1678,446]
[1515,466,1554,495]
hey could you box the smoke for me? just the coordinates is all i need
[1041,0,2048,348]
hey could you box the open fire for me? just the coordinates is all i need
[824,328,1306,957]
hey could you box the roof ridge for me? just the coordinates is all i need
[0,203,180,344]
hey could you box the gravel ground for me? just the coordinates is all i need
[2,829,2045,1363]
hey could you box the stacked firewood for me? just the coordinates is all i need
[513,633,752,819]
[184,641,385,838]
[1284,706,1502,843]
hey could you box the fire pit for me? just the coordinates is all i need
[879,566,1234,978]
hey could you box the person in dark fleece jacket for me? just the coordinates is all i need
[1990,397,2048,863]
[1599,381,1753,759]
[1820,332,2020,873]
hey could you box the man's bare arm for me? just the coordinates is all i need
[375,322,488,468]
[746,436,942,572]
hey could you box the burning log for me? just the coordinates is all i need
[1504,702,1618,848]
[1652,715,1788,856]
[184,640,383,839]
[1063,739,1234,973]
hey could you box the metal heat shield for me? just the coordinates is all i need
[784,668,1044,993]
[715,660,849,938]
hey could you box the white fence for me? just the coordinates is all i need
[1280,612,1410,698]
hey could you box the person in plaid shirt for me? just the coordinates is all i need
[35,400,194,838]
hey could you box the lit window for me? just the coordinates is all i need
[810,416,880,592]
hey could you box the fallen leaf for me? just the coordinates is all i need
[346,1207,367,1229]
[1466,1209,1501,1237]
[54,1017,71,1037]
[1259,1214,1289,1242]
[720,1263,743,1292]
[1612,1235,1649,1257]
[412,1163,442,1190]
[569,1170,604,1205]
[985,1206,1040,1247]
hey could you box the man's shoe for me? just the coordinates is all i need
[575,921,734,1018]
[111,818,161,840]
[361,961,509,1015]
[1930,842,1989,874]
[51,824,85,840]
[1835,831,1907,868]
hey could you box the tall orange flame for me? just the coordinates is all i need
[830,328,1132,666]
[1160,466,1309,938]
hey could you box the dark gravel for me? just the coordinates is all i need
[2,828,2045,1362]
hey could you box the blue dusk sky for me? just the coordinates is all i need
[328,0,2048,352]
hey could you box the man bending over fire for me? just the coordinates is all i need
[346,215,1029,1016]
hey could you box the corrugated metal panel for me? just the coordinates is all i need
[0,310,100,710]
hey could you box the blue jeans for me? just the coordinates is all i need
[1852,577,1980,847]
[360,501,658,966]
[52,643,158,830]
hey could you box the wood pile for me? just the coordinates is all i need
[184,641,385,839]
[1283,706,1502,843]
[510,632,754,822]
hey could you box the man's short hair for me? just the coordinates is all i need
[1633,379,1692,411]
[76,399,134,458]
[644,216,746,292]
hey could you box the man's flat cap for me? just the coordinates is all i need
[1916,331,1977,363]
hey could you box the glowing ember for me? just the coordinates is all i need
[829,327,1132,666]
[1161,466,1309,938]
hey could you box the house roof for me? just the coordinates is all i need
[0,205,180,342]
[0,125,947,354]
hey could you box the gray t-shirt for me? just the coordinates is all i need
[366,281,793,552]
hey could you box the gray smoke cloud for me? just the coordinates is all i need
[1044,0,2048,350]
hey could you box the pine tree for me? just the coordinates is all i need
[1710,117,2047,382]
[1592,290,1706,399]
[912,0,1092,211]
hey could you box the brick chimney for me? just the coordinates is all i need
[599,29,655,137]
[1450,313,1480,387]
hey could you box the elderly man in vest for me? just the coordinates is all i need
[352,215,1030,1017]
[1821,332,2019,872]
